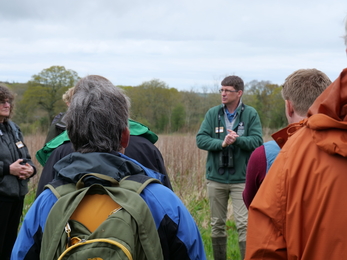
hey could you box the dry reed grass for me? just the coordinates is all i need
[156,134,207,204]
[24,133,45,189]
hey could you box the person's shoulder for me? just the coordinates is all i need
[7,120,20,131]
[142,182,182,207]
[31,189,58,215]
[263,140,280,150]
[37,188,58,203]
[55,141,73,153]
[249,144,266,162]
[129,135,153,146]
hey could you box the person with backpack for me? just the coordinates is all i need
[0,84,36,260]
[35,118,172,198]
[11,75,206,260]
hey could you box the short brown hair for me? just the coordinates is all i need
[0,84,15,121]
[282,69,331,116]
[221,75,244,91]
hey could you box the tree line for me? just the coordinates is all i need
[2,66,286,135]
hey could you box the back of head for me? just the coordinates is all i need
[65,75,130,153]
[282,69,331,116]
[62,87,75,105]
[221,75,244,91]
[0,84,15,121]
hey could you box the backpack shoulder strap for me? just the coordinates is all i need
[120,174,161,194]
[44,178,76,199]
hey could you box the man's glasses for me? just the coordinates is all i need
[219,89,238,94]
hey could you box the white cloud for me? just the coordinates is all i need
[0,0,346,90]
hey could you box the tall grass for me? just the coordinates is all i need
[157,134,241,259]
[23,133,244,260]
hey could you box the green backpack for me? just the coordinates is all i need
[40,174,164,260]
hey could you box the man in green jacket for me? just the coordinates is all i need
[196,75,262,260]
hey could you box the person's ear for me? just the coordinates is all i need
[285,99,295,124]
[120,127,130,149]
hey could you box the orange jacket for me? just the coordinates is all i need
[246,68,347,260]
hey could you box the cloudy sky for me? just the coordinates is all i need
[1,0,347,91]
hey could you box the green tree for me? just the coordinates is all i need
[125,79,180,133]
[21,66,79,123]
[171,103,186,132]
[243,80,285,129]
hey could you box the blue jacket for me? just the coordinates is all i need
[263,140,281,173]
[11,152,206,260]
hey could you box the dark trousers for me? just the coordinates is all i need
[0,196,24,260]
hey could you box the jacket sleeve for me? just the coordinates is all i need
[140,184,206,260]
[245,152,287,260]
[196,109,224,152]
[234,107,263,152]
[11,190,57,260]
[243,145,267,209]
[18,129,37,176]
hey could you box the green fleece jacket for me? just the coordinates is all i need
[196,103,263,184]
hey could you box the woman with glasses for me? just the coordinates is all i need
[0,84,36,260]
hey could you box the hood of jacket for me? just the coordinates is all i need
[53,152,145,185]
[305,68,347,157]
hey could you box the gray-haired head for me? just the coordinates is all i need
[65,75,130,153]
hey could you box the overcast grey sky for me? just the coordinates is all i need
[1,0,346,91]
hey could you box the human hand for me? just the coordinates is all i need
[222,130,239,147]
[10,159,34,180]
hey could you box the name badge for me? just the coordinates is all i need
[215,127,224,133]
[16,141,24,148]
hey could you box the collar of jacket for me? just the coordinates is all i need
[220,100,244,116]
[271,119,306,148]
[54,152,145,185]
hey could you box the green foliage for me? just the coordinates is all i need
[21,66,79,124]
[19,186,36,230]
[171,104,186,132]
[244,80,286,129]
[5,68,288,135]
[124,79,181,133]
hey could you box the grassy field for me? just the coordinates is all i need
[22,133,247,260]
